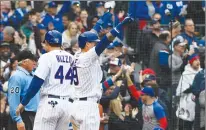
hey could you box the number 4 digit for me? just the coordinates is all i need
[55,65,64,84]
[65,68,74,85]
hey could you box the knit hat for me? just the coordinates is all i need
[188,53,200,64]
[142,68,156,76]
[141,87,155,97]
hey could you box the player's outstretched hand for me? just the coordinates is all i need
[16,103,25,116]
[17,122,26,130]
[101,11,113,28]
[132,107,138,118]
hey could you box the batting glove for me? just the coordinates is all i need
[110,15,134,37]
[93,11,112,33]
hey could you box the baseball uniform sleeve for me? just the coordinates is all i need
[34,54,51,80]
[21,76,44,106]
[8,75,23,123]
[153,102,168,129]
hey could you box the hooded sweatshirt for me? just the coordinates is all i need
[176,64,202,96]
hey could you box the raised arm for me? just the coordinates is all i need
[94,16,134,56]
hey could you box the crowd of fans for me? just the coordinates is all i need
[0,1,205,130]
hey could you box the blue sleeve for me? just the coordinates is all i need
[21,76,44,106]
[106,87,120,99]
[8,76,23,123]
[95,35,111,56]
[153,102,166,120]
[57,1,71,16]
[159,50,169,66]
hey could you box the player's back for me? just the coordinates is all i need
[74,47,103,99]
[35,50,76,97]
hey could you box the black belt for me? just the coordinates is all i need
[48,94,74,103]
[76,97,99,103]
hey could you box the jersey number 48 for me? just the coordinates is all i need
[54,65,79,85]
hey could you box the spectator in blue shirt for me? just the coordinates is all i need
[8,50,39,130]
[181,18,205,50]
[158,1,178,24]
[41,1,71,33]
[129,1,159,20]
[10,1,29,30]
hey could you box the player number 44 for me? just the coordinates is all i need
[55,66,79,85]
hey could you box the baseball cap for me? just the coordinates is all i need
[48,1,57,8]
[109,58,122,66]
[141,86,155,97]
[142,68,156,76]
[188,53,200,65]
[96,2,104,8]
[17,50,37,62]
[0,42,10,48]
[107,43,114,49]
[113,41,123,47]
[143,74,156,83]
[37,24,47,30]
[72,1,80,6]
[173,40,187,47]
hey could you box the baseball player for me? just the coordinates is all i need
[16,30,76,130]
[70,12,133,130]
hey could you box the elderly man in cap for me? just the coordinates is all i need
[168,38,188,93]
[8,50,39,130]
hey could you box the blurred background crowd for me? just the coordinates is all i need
[0,1,205,130]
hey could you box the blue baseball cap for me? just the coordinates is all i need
[37,24,47,30]
[107,43,114,49]
[96,2,104,8]
[141,87,155,97]
[48,2,57,8]
[113,41,123,47]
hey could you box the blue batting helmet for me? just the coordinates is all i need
[44,30,62,46]
[78,31,100,49]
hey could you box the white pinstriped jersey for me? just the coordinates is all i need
[34,50,75,97]
[74,47,103,99]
